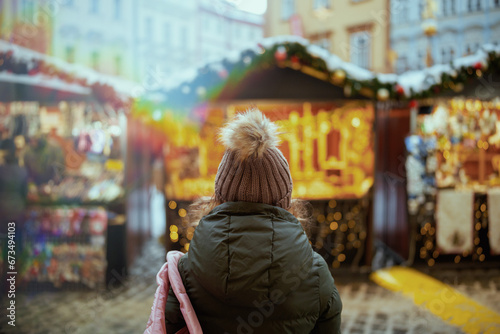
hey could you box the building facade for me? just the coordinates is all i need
[197,0,263,63]
[264,0,392,73]
[0,0,264,84]
[391,0,500,74]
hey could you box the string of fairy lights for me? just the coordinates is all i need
[312,199,368,269]
[167,200,193,253]
[416,195,490,266]
[166,198,369,269]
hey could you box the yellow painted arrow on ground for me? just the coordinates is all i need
[370,266,500,334]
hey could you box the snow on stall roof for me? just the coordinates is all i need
[4,36,498,101]
[397,44,500,96]
[0,71,91,94]
[0,40,139,96]
[153,36,500,99]
[157,36,386,96]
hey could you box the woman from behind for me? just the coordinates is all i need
[165,109,342,334]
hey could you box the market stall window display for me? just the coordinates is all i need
[0,100,125,289]
[406,98,500,266]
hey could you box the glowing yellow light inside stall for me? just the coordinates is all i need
[351,117,361,128]
[168,201,177,210]
[169,225,178,232]
[179,208,187,218]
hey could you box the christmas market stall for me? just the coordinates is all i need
[0,42,135,290]
[397,44,500,268]
[141,36,406,271]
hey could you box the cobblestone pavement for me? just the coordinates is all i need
[2,240,499,334]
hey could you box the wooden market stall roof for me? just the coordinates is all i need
[216,66,369,101]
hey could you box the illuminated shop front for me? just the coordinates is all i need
[164,101,374,201]
[0,45,133,290]
[398,44,500,267]
[406,97,500,267]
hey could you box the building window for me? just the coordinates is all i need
[494,0,500,7]
[313,0,330,10]
[309,31,332,51]
[441,48,454,64]
[418,50,425,69]
[114,0,121,19]
[350,31,371,69]
[90,0,98,13]
[248,27,256,40]
[468,0,482,11]
[419,0,426,20]
[282,0,295,20]
[442,0,448,16]
[66,0,74,6]
[450,0,456,13]
[21,0,35,21]
[91,51,99,70]
[465,43,480,55]
[65,46,75,63]
[394,0,409,24]
[114,55,122,75]
[396,55,408,74]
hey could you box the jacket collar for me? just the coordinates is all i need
[210,201,299,223]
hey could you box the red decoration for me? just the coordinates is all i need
[290,55,300,64]
[409,99,418,109]
[395,84,405,95]
[473,62,483,70]
[274,50,287,62]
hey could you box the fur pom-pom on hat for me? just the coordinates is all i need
[219,109,280,160]
[214,109,293,209]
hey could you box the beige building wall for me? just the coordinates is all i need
[265,0,391,73]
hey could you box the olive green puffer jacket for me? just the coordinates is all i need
[165,202,342,334]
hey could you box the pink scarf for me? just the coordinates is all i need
[144,251,202,334]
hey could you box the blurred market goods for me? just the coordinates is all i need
[406,98,500,266]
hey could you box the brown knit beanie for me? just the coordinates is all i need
[214,109,293,209]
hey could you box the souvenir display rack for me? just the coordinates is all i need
[0,100,127,290]
[406,98,500,267]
